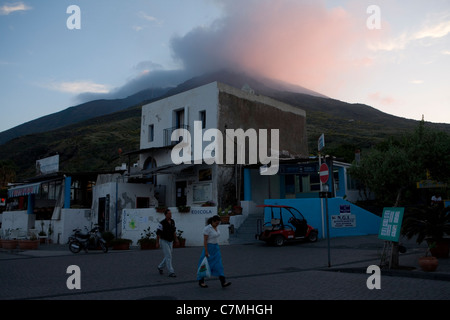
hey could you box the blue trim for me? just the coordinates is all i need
[27,194,34,214]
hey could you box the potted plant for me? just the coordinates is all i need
[137,227,157,250]
[18,233,39,250]
[177,205,191,213]
[2,229,18,250]
[401,204,450,258]
[233,205,243,215]
[38,230,47,244]
[174,229,186,248]
[218,205,232,224]
[156,205,167,213]
[202,201,215,207]
[110,238,132,250]
[418,242,439,272]
[38,221,47,244]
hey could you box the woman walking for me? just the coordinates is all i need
[197,215,231,288]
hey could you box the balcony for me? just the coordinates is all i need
[163,125,190,146]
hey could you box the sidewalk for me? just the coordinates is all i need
[309,235,450,281]
[1,235,449,281]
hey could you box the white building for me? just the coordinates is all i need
[133,81,308,211]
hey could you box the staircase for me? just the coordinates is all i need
[228,213,264,244]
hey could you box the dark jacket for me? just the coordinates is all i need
[156,219,176,242]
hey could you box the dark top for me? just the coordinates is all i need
[156,218,176,242]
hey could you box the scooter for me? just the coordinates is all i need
[68,225,108,253]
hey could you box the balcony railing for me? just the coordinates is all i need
[163,125,190,146]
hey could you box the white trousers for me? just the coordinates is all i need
[158,239,174,274]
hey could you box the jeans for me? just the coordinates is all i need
[158,239,174,274]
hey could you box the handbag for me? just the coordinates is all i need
[197,256,211,278]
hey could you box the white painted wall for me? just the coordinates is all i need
[92,180,157,236]
[0,208,91,244]
[140,81,220,151]
[120,206,229,247]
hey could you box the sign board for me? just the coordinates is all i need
[378,207,404,242]
[331,214,356,228]
[340,205,351,214]
[278,163,318,175]
[318,133,325,151]
[416,179,447,189]
[319,163,329,184]
[36,155,59,175]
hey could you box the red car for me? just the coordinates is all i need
[256,205,318,246]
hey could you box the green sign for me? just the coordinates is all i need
[378,207,404,242]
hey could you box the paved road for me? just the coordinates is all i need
[1,235,449,314]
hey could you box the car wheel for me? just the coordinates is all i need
[308,232,318,243]
[274,235,285,246]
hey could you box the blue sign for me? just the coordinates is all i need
[378,207,404,242]
[279,163,318,175]
[318,134,325,151]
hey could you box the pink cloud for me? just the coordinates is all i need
[171,0,373,92]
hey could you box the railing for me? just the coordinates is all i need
[163,125,190,146]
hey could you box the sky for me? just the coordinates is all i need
[0,0,449,133]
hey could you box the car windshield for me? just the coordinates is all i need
[286,207,305,220]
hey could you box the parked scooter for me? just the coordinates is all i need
[68,225,108,253]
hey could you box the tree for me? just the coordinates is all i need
[349,120,450,207]
[0,160,17,188]
[349,120,450,269]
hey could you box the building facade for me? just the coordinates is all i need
[135,81,308,210]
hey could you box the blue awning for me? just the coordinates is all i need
[7,182,41,198]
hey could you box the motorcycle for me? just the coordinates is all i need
[68,225,108,253]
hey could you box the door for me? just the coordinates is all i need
[176,181,187,207]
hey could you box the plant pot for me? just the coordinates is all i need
[18,240,39,250]
[112,243,130,250]
[220,215,230,224]
[418,256,438,272]
[2,240,18,250]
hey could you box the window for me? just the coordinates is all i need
[36,180,62,200]
[199,110,206,129]
[175,109,185,128]
[148,124,154,142]
[136,197,150,208]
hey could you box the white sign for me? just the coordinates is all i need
[36,155,59,175]
[318,133,325,151]
[331,214,356,228]
[191,208,214,215]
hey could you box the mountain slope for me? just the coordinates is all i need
[0,87,171,145]
[1,70,450,180]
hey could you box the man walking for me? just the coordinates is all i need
[156,209,179,277]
